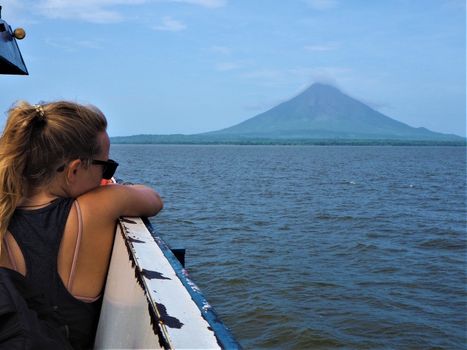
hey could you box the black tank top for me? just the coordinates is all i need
[8,197,102,349]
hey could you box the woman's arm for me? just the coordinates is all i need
[78,183,163,221]
[106,183,163,217]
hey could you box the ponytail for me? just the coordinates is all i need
[0,101,107,252]
[0,102,40,251]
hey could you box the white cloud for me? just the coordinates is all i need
[153,16,186,31]
[168,0,227,8]
[304,0,338,10]
[290,66,350,84]
[210,45,233,55]
[45,37,104,51]
[240,69,283,81]
[34,0,149,23]
[304,42,339,52]
[215,62,242,71]
[76,40,104,49]
[240,66,351,89]
[443,0,466,10]
[2,0,224,24]
[45,37,75,51]
[0,0,30,22]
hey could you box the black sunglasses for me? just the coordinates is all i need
[91,159,119,180]
[56,158,119,180]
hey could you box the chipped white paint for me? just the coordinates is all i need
[94,217,222,349]
[94,221,162,349]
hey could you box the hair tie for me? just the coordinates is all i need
[34,104,46,119]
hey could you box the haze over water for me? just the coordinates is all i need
[111,144,466,349]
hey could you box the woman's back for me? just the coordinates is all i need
[4,198,104,349]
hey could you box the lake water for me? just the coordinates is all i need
[110,144,466,349]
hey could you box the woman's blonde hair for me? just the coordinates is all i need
[0,101,107,251]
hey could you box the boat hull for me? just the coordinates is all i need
[94,217,240,349]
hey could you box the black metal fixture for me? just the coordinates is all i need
[0,6,28,75]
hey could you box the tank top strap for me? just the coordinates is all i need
[67,200,83,290]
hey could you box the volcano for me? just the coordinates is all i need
[206,83,460,140]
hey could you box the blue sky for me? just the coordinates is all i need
[1,0,465,137]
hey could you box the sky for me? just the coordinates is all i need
[1,0,465,137]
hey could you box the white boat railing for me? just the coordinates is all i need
[94,216,240,349]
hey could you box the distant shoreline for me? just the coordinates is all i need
[110,136,466,146]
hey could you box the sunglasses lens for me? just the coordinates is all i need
[102,160,118,179]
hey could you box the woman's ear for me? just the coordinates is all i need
[66,159,82,183]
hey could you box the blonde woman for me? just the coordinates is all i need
[0,101,163,348]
